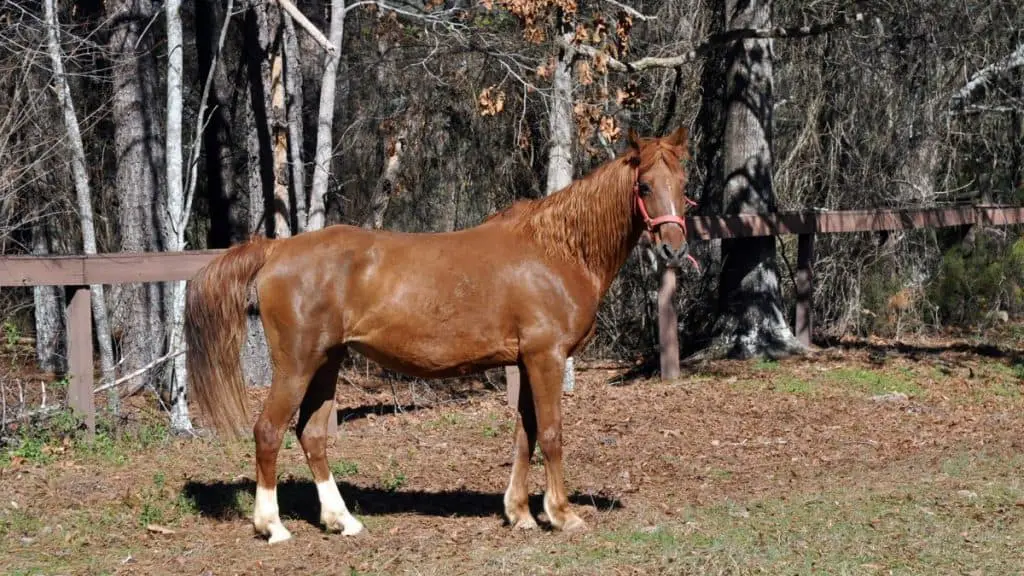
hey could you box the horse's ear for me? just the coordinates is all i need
[666,125,689,148]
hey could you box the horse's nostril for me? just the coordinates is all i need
[659,243,674,261]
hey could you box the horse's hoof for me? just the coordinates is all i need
[323,512,365,536]
[560,514,588,533]
[264,524,293,544]
[512,515,539,530]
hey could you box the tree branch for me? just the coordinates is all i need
[600,0,656,21]
[94,349,186,395]
[569,12,864,73]
[276,0,336,55]
[949,42,1024,110]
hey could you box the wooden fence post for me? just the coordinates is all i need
[65,286,95,436]
[505,365,520,407]
[794,233,815,347]
[327,399,338,436]
[658,266,680,380]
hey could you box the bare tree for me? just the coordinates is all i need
[162,0,193,431]
[107,0,168,392]
[307,0,346,231]
[43,0,117,407]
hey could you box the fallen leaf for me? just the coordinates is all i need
[146,523,176,535]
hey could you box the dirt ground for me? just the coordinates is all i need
[1,333,1023,575]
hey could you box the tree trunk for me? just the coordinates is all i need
[307,0,345,231]
[546,36,575,195]
[283,14,307,233]
[239,3,277,388]
[196,0,242,248]
[245,1,279,238]
[44,0,117,409]
[270,22,292,238]
[31,222,64,374]
[106,0,166,392]
[162,0,193,432]
[708,0,804,359]
[362,132,405,229]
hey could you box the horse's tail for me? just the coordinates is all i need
[185,236,275,439]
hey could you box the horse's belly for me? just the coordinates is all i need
[347,329,517,379]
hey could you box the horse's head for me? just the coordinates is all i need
[626,125,697,270]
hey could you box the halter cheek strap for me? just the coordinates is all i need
[633,166,700,271]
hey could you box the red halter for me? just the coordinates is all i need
[633,166,700,270]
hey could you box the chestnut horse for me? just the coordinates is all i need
[184,126,695,544]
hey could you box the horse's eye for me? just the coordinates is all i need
[638,182,652,196]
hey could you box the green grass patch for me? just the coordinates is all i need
[517,452,1024,575]
[774,376,816,395]
[827,367,923,397]
[331,459,359,478]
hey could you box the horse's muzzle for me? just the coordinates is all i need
[657,240,689,268]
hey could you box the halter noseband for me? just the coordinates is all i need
[633,165,700,270]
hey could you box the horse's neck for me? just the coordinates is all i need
[530,165,640,294]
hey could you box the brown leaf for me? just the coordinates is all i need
[146,523,176,535]
[576,61,593,86]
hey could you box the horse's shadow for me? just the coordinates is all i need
[181,478,623,529]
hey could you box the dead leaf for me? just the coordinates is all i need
[146,523,176,535]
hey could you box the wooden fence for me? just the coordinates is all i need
[2,204,1023,433]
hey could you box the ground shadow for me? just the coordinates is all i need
[182,478,623,529]
[334,402,430,425]
[818,336,1020,363]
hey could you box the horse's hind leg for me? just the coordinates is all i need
[252,367,310,544]
[296,351,364,536]
[523,349,587,532]
[504,361,538,529]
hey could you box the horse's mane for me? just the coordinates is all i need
[489,141,685,284]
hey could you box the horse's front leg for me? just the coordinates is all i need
[522,349,587,532]
[504,361,538,529]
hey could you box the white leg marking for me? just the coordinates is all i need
[504,469,537,529]
[253,485,292,544]
[317,474,364,536]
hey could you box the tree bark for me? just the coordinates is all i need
[43,0,117,409]
[162,0,193,432]
[283,14,307,233]
[197,0,242,248]
[708,0,804,359]
[361,131,405,229]
[270,22,292,238]
[106,0,166,394]
[31,222,65,374]
[245,1,280,238]
[307,0,345,231]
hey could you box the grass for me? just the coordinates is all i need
[515,453,1024,575]
[827,367,923,397]
[331,459,360,478]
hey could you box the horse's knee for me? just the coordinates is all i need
[299,425,328,456]
[254,416,282,453]
[538,425,562,456]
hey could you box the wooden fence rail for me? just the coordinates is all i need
[2,204,1023,433]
